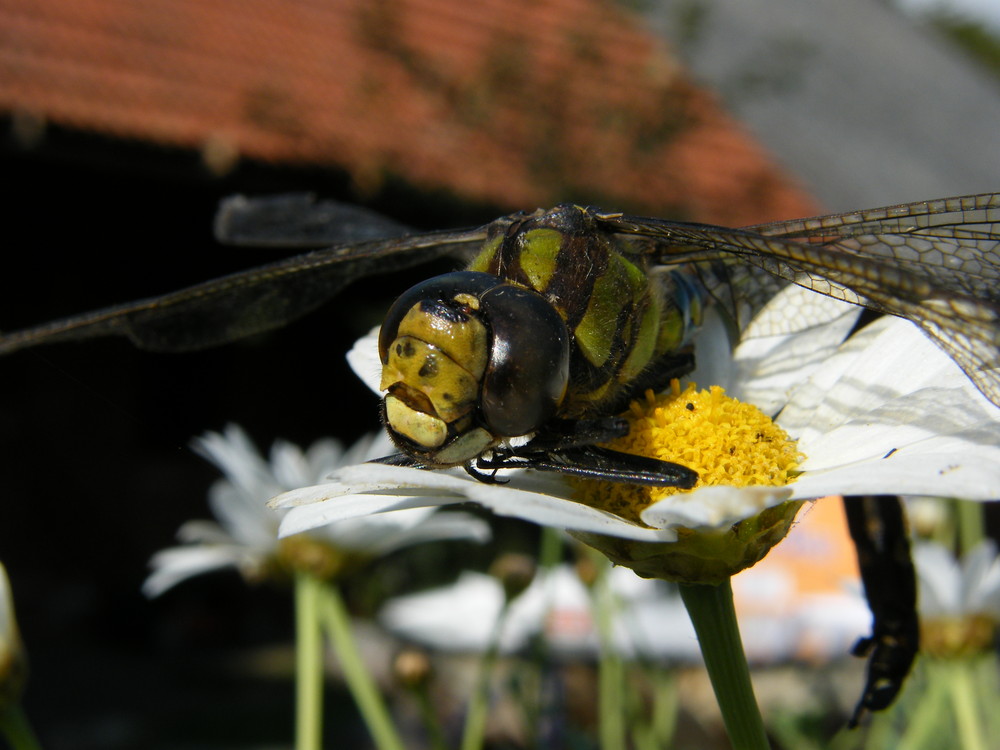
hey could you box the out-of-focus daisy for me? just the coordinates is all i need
[0,563,26,709]
[915,540,1000,657]
[272,284,1000,582]
[143,426,491,596]
[381,500,869,664]
[381,564,688,658]
[874,541,1000,750]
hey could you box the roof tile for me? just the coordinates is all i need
[0,0,818,224]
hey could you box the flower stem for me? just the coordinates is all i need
[460,600,509,750]
[593,558,625,750]
[316,583,406,750]
[972,654,1000,739]
[538,526,563,569]
[946,661,986,750]
[410,682,450,750]
[898,661,948,748]
[0,705,42,750]
[649,668,680,747]
[955,499,985,553]
[679,580,770,750]
[295,571,324,750]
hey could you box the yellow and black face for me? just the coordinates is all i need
[378,271,570,468]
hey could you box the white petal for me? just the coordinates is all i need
[142,545,259,597]
[314,505,490,552]
[728,286,861,415]
[608,565,665,599]
[642,485,794,529]
[193,425,272,494]
[363,512,492,554]
[914,542,962,616]
[796,394,994,469]
[597,573,697,659]
[380,572,513,651]
[381,566,656,657]
[689,286,860,413]
[274,464,473,507]
[742,284,861,341]
[775,317,1000,502]
[278,493,460,538]
[346,329,384,397]
[791,439,1000,501]
[961,541,1000,617]
[521,566,599,656]
[174,520,236,545]
[275,463,685,541]
[624,595,702,662]
[269,439,318,488]
[302,438,349,478]
[339,431,396,467]
[781,316,996,439]
[208,484,281,547]
[0,562,19,653]
[687,310,738,392]
[458,475,681,542]
[320,506,438,544]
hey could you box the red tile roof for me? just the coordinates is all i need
[0,0,819,224]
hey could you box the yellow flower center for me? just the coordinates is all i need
[921,614,997,659]
[276,535,364,581]
[572,380,802,525]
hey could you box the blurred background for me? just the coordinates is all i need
[1,0,999,747]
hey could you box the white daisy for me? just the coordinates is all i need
[908,541,1000,747]
[272,285,1000,582]
[915,540,1000,624]
[913,540,1000,658]
[380,564,693,658]
[142,425,491,596]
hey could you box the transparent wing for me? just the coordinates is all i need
[214,194,411,247]
[0,225,487,354]
[748,192,999,302]
[595,192,1000,407]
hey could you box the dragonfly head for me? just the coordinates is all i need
[378,271,570,468]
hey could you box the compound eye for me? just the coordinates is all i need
[379,272,503,363]
[479,284,570,437]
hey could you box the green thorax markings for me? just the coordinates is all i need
[467,205,672,417]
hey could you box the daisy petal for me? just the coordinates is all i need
[642,485,794,528]
[729,288,862,415]
[366,512,493,553]
[278,493,461,538]
[791,438,1000,501]
[175,520,237,545]
[143,545,255,597]
[346,328,384,397]
[461,478,682,542]
[914,542,961,616]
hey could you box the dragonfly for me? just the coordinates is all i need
[2,191,999,723]
[2,192,997,486]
